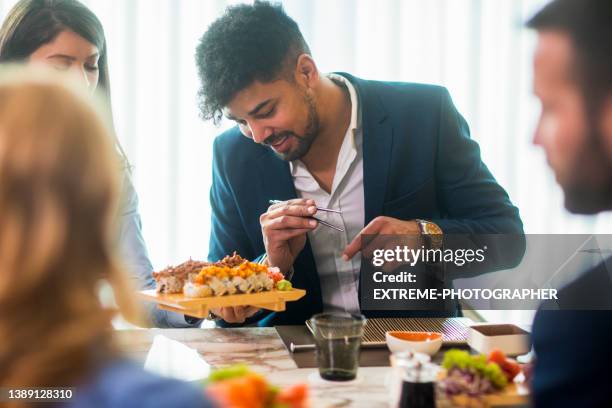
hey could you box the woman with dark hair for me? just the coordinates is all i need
[0,0,195,327]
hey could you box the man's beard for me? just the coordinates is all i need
[263,93,320,161]
[563,130,612,214]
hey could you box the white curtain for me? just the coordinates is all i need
[1,1,606,322]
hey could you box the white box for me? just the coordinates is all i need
[467,324,530,356]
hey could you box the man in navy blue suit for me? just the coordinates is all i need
[195,1,524,325]
[527,1,612,406]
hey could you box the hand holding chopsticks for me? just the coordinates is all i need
[268,200,344,232]
[260,199,344,274]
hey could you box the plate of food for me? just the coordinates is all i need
[139,253,306,318]
[203,365,308,408]
[437,348,529,407]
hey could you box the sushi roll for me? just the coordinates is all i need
[157,254,290,299]
[262,273,274,291]
[183,281,212,298]
[152,260,211,294]
[247,274,263,292]
[222,278,237,295]
[232,276,252,293]
[209,276,228,296]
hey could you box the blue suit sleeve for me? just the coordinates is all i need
[431,89,525,274]
[209,137,260,262]
[208,137,271,327]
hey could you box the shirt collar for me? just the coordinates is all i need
[328,73,360,137]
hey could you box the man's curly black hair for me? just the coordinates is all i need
[195,1,310,124]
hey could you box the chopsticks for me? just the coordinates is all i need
[314,206,341,214]
[268,200,344,232]
[268,199,342,214]
[310,218,344,232]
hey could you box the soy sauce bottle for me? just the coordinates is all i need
[398,361,436,408]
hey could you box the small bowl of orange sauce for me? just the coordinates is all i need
[385,331,443,355]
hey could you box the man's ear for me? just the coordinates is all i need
[294,54,318,89]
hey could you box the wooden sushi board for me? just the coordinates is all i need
[138,288,306,318]
[437,371,529,407]
[439,385,529,408]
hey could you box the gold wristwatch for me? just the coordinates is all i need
[416,219,443,249]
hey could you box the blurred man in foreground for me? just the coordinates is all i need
[528,0,612,406]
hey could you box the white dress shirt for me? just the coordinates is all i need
[290,73,364,314]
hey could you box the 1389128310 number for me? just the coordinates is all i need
[1,388,74,402]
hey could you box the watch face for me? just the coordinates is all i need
[424,222,442,235]
[422,221,443,249]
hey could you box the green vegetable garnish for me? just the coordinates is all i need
[207,364,250,383]
[442,349,508,389]
[276,279,292,291]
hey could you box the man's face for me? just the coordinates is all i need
[532,31,612,213]
[223,79,319,161]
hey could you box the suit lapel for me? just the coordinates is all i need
[333,74,394,312]
[341,74,393,225]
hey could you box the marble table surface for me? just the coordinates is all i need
[116,327,394,407]
[115,327,526,408]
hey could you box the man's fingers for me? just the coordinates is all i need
[238,306,260,320]
[246,306,260,318]
[263,215,318,231]
[268,199,314,212]
[261,199,318,231]
[265,204,317,221]
[212,307,238,322]
[228,306,260,323]
[361,235,393,260]
[210,307,225,320]
[231,307,246,323]
[221,307,236,322]
[343,217,388,260]
[343,234,362,261]
[212,306,261,324]
[268,228,312,243]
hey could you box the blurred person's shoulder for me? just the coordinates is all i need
[531,257,612,405]
[67,358,214,408]
[531,264,612,407]
[539,256,612,311]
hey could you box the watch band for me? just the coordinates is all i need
[204,311,221,322]
[184,315,203,325]
[416,219,444,249]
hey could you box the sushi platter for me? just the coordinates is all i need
[140,252,306,318]
[139,287,306,318]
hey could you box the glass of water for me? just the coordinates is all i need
[309,313,366,381]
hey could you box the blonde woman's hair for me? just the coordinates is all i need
[0,67,142,397]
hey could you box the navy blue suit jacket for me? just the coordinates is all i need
[208,73,524,326]
[531,258,612,407]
